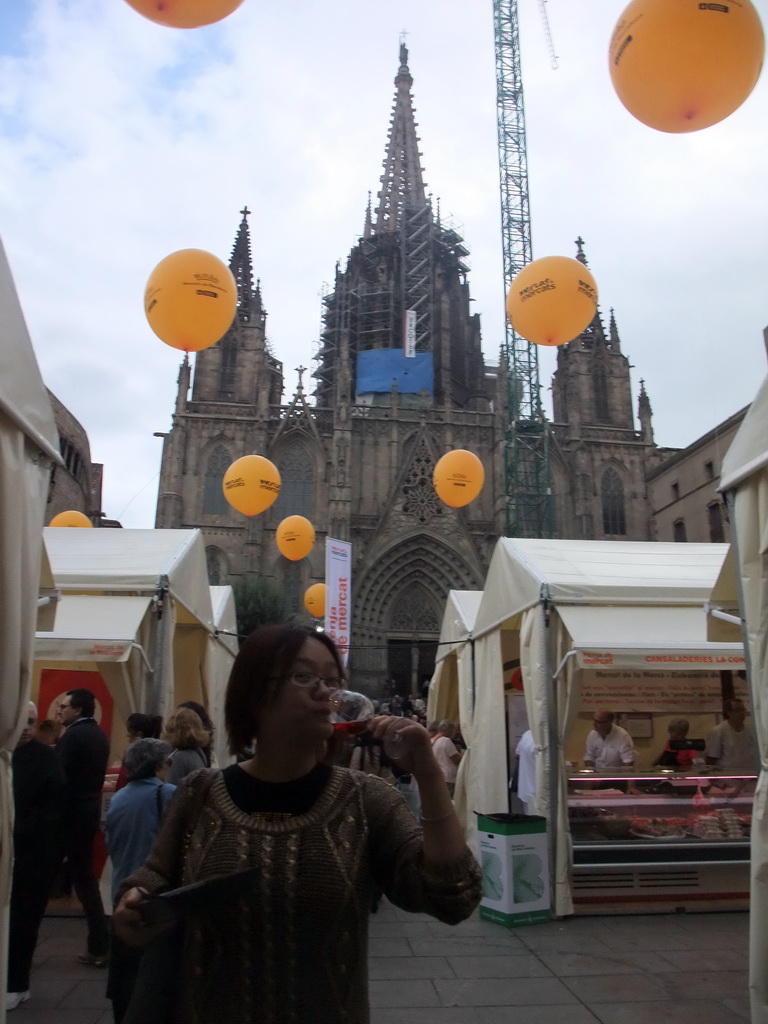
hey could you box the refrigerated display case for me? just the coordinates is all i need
[568,769,755,912]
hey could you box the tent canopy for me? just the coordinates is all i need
[42,527,215,631]
[720,374,768,492]
[34,595,151,663]
[474,538,732,638]
[435,590,482,664]
[556,604,744,671]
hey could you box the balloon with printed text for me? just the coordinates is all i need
[304,583,326,618]
[48,510,93,528]
[506,256,598,348]
[433,450,485,509]
[222,455,281,517]
[609,0,765,133]
[276,516,316,561]
[122,0,245,29]
[145,249,237,352]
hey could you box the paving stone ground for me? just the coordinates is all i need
[13,904,749,1023]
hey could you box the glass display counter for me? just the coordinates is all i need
[567,770,755,911]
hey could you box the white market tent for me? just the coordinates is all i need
[718,374,768,1024]
[0,237,61,1020]
[35,528,237,757]
[209,585,239,766]
[428,590,482,827]
[462,537,740,916]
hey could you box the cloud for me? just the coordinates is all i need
[1,0,766,526]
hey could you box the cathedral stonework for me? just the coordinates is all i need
[155,48,659,693]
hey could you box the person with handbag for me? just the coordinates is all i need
[113,624,481,1024]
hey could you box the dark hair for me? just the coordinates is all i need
[67,688,96,718]
[177,701,214,734]
[724,698,746,715]
[225,625,344,755]
[126,713,163,739]
[124,738,173,781]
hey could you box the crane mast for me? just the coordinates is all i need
[493,0,553,537]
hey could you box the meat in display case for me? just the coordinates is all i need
[567,770,755,911]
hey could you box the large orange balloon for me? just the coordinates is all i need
[122,0,245,29]
[222,455,281,517]
[304,583,326,617]
[276,516,315,561]
[506,256,598,347]
[610,0,765,133]
[433,450,485,509]
[49,510,93,528]
[145,249,237,352]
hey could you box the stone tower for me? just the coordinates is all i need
[549,239,655,540]
[154,52,659,694]
[155,47,503,693]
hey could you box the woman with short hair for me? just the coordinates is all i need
[114,624,481,1024]
[162,709,210,785]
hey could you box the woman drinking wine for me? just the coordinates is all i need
[113,624,481,1024]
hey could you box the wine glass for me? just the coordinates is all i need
[330,690,406,758]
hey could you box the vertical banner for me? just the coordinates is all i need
[325,538,352,666]
[403,308,416,358]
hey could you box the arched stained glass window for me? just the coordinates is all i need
[203,444,231,516]
[282,559,301,614]
[601,467,626,536]
[219,339,237,399]
[206,546,228,585]
[273,445,313,518]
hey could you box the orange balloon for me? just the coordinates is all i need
[610,0,765,133]
[276,516,316,561]
[433,450,485,509]
[222,455,280,516]
[304,583,326,618]
[122,0,245,28]
[145,249,237,352]
[48,510,93,528]
[506,256,598,347]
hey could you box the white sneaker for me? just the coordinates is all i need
[6,991,30,1011]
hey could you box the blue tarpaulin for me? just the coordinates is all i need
[356,350,433,394]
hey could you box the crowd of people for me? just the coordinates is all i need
[6,627,480,1023]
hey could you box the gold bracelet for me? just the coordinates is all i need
[419,809,454,824]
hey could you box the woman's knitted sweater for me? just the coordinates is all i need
[124,766,481,1024]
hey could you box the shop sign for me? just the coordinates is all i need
[580,669,724,713]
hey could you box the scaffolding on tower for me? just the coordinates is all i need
[494,0,553,537]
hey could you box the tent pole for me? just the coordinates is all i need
[540,589,559,915]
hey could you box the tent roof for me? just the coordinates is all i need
[474,538,731,638]
[0,237,59,461]
[43,528,214,631]
[210,586,239,656]
[556,604,744,672]
[720,374,768,492]
[34,594,151,663]
[435,590,482,663]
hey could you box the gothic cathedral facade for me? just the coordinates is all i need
[155,47,660,693]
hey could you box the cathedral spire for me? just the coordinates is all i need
[229,206,257,323]
[373,42,428,232]
[638,378,654,443]
[363,191,373,239]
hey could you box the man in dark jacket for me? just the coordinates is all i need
[56,687,111,966]
[6,702,65,1012]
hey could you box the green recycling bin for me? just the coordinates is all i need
[476,813,551,927]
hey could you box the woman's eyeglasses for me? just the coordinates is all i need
[287,672,342,691]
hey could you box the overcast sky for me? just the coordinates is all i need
[1,0,766,528]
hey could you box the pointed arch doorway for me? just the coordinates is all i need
[385,582,440,698]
